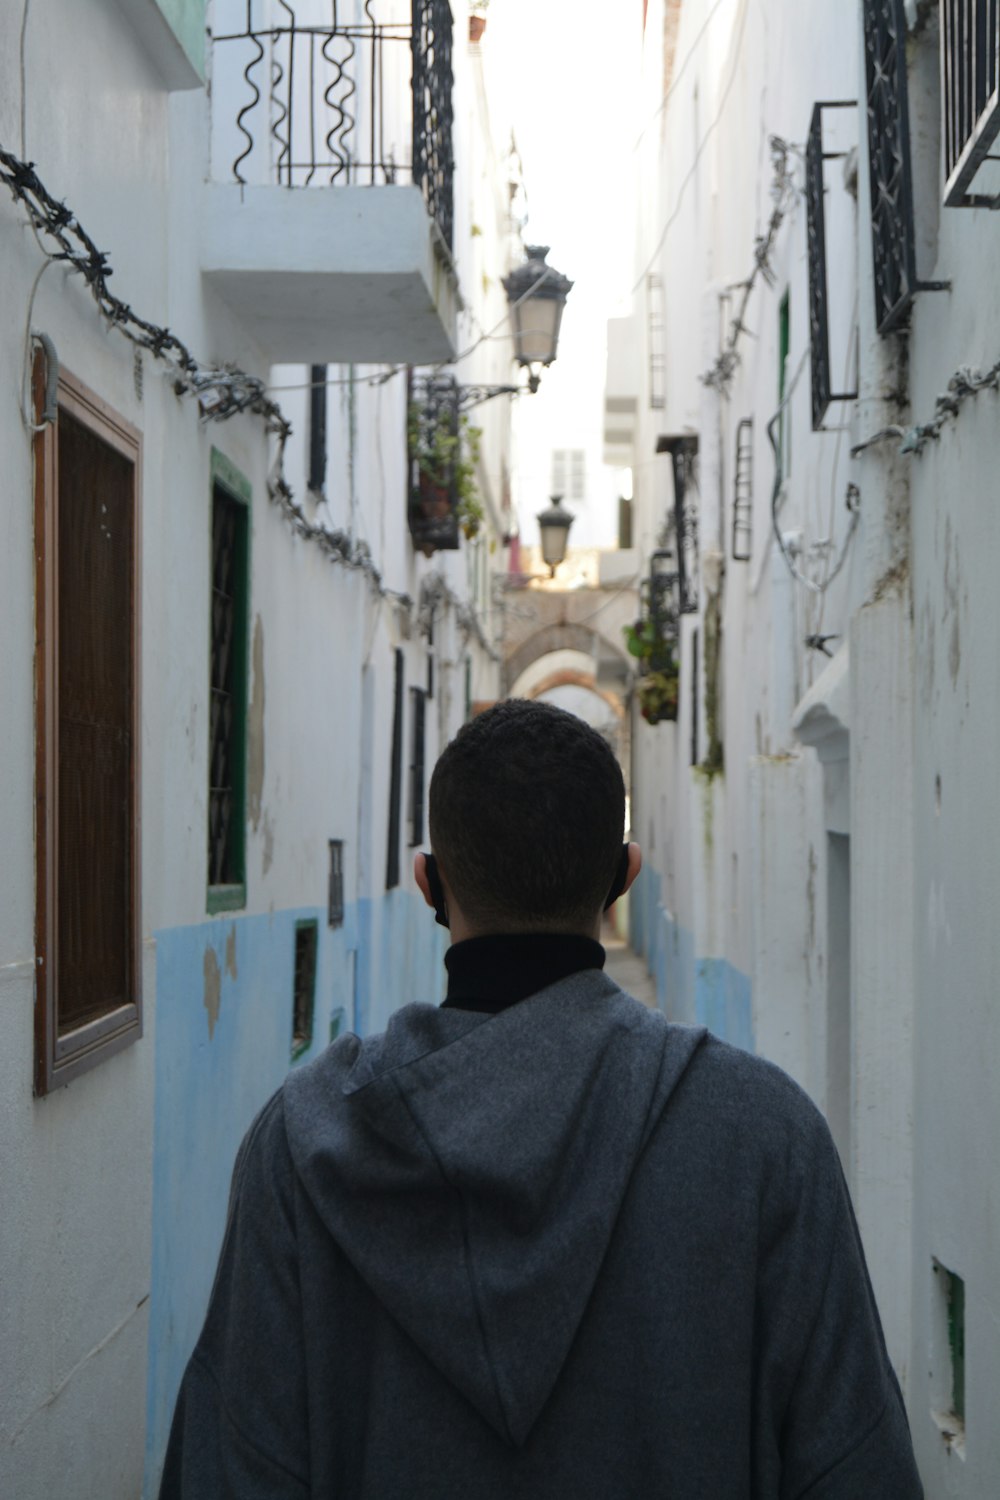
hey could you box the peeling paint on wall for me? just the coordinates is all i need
[248,615,265,830]
[225,926,237,981]
[203,947,221,1039]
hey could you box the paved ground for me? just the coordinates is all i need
[603,938,658,1010]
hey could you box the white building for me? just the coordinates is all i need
[613,0,1000,1492]
[0,2,521,1494]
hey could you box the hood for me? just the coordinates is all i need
[283,971,706,1447]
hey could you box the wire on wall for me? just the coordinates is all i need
[701,135,798,394]
[851,359,1000,459]
[1,142,501,648]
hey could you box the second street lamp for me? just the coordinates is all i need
[537,494,574,577]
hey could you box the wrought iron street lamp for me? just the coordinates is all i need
[502,245,574,393]
[537,494,574,576]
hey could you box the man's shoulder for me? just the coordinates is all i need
[659,1028,837,1173]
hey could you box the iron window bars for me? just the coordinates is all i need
[408,373,462,554]
[942,0,1000,206]
[657,435,699,614]
[292,920,318,1059]
[732,419,753,562]
[806,102,860,429]
[862,0,947,332]
[212,0,454,250]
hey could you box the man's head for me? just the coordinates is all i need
[421,698,634,937]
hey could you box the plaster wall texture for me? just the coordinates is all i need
[619,0,1000,1485]
[3,3,505,1497]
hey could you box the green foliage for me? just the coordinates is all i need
[624,617,679,725]
[408,403,484,539]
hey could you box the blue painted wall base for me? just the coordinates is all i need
[628,863,754,1051]
[143,891,447,1497]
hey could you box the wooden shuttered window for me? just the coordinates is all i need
[34,365,142,1093]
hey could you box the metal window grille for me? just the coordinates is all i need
[732,419,753,562]
[386,648,404,889]
[209,487,248,890]
[412,0,455,249]
[292,920,318,1058]
[211,1,454,249]
[806,102,860,429]
[862,0,920,332]
[408,687,426,847]
[647,273,666,410]
[943,0,1000,206]
[309,364,327,492]
[328,839,344,927]
[658,435,699,613]
[409,374,461,554]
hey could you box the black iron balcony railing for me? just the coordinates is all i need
[211,0,453,249]
[942,0,1000,206]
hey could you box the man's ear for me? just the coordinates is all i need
[414,851,450,927]
[622,841,642,896]
[414,851,436,910]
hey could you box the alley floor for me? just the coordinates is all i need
[604,938,658,1010]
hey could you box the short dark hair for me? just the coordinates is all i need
[429,699,625,931]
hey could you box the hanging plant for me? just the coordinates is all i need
[624,617,679,724]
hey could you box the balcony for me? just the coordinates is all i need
[201,0,458,365]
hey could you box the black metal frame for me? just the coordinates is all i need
[212,1,454,249]
[657,435,699,614]
[806,102,859,429]
[732,418,753,563]
[942,0,1000,206]
[411,0,454,249]
[408,373,461,554]
[862,0,948,332]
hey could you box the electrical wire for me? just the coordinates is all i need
[766,347,860,595]
[632,0,751,294]
[631,0,730,152]
[1,142,497,647]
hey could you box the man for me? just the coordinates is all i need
[161,699,923,1497]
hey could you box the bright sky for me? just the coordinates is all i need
[481,3,643,549]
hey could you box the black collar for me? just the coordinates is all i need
[442,933,605,1015]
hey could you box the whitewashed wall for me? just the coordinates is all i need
[620,2,1000,1490]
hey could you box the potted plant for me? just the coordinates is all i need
[624,618,680,724]
[408,397,483,553]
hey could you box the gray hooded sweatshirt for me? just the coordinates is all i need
[160,971,923,1497]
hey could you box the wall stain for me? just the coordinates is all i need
[248,615,266,831]
[262,809,274,876]
[225,925,237,981]
[203,947,221,1040]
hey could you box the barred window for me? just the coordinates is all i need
[208,455,250,910]
[292,920,318,1060]
[942,0,1000,207]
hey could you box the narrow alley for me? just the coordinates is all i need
[1,1,997,1496]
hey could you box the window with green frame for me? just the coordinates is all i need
[207,450,251,912]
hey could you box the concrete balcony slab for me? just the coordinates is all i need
[201,183,460,365]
